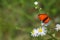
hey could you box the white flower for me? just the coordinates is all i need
[31,27,47,37]
[34,1,38,5]
[37,27,47,36]
[55,24,60,31]
[31,28,39,37]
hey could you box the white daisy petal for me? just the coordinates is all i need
[55,24,60,31]
[31,28,39,37]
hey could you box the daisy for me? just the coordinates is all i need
[31,28,39,37]
[31,27,47,37]
[55,24,60,31]
[37,27,47,36]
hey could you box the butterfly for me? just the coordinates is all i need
[38,14,50,24]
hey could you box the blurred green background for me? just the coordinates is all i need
[0,0,60,40]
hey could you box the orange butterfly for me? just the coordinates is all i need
[38,14,50,24]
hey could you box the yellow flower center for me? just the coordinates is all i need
[38,28,43,32]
